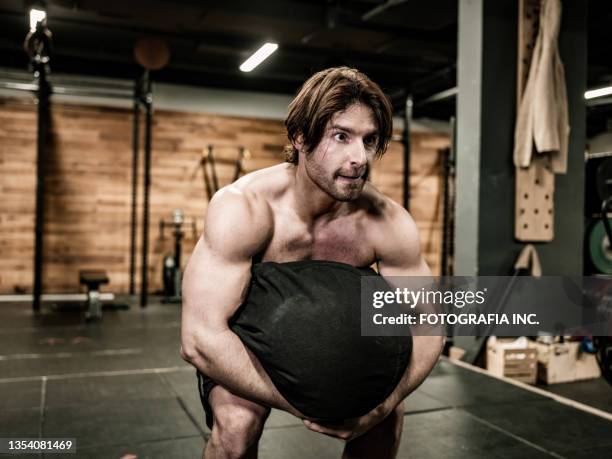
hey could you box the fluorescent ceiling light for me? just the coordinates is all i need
[29,8,46,31]
[585,86,612,100]
[240,43,278,72]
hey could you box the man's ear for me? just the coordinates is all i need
[293,133,304,152]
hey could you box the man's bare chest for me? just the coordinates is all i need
[259,212,375,267]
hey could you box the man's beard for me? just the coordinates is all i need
[329,166,369,201]
[304,156,369,202]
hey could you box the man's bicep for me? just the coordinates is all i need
[376,204,431,277]
[182,236,252,331]
[182,189,272,335]
[376,205,444,337]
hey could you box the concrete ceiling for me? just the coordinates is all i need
[0,0,610,130]
[0,0,457,118]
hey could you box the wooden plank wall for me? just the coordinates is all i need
[0,100,37,293]
[373,133,449,275]
[0,97,448,294]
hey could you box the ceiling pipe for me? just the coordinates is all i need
[362,0,410,21]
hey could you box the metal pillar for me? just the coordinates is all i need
[26,21,53,312]
[129,80,141,296]
[140,72,153,308]
[402,95,413,210]
[33,64,50,312]
[455,0,483,276]
[441,117,457,276]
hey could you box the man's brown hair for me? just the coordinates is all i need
[284,67,393,164]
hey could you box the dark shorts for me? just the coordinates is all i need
[196,371,217,430]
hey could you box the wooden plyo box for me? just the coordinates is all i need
[535,342,601,384]
[487,339,537,384]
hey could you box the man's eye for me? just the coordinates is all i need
[364,137,378,147]
[334,132,347,142]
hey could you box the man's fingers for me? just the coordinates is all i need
[303,420,332,434]
[303,420,351,440]
[303,420,326,433]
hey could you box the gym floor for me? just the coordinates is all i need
[1,300,611,459]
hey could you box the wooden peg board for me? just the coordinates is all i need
[517,0,540,102]
[515,155,555,240]
[515,0,554,242]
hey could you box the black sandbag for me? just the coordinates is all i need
[230,260,412,421]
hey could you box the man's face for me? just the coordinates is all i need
[302,103,378,202]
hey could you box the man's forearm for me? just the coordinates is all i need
[183,328,299,415]
[383,335,444,411]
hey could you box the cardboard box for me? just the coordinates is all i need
[486,338,537,384]
[535,341,601,384]
[449,346,466,361]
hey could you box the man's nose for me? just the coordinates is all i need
[347,139,367,167]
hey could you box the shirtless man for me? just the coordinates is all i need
[180,67,444,459]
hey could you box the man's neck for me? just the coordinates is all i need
[291,163,345,223]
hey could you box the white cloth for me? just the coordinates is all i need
[514,0,569,174]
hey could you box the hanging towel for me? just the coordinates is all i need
[514,0,569,174]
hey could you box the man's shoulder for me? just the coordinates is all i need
[359,184,419,247]
[203,178,277,256]
[206,163,294,229]
[211,163,289,207]
[357,186,422,271]
[231,163,293,197]
[357,183,403,222]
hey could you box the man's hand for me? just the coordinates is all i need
[302,402,391,442]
